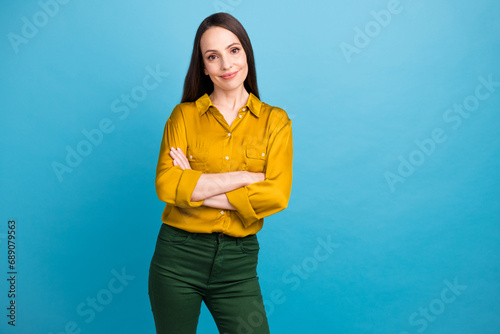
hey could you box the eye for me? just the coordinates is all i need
[207,54,217,61]
[231,47,240,54]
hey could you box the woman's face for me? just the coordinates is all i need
[200,26,248,94]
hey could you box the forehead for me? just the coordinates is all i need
[200,26,241,50]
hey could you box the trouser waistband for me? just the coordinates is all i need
[165,223,254,241]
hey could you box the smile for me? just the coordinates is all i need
[220,71,238,79]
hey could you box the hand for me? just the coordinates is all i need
[169,147,192,170]
[241,171,265,186]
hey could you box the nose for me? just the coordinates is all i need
[220,55,232,70]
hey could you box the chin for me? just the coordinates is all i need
[216,80,245,91]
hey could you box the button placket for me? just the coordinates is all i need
[220,107,248,171]
[223,124,232,170]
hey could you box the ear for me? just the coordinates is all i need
[204,67,208,75]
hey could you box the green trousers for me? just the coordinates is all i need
[148,223,270,334]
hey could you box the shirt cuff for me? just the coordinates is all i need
[176,169,204,208]
[226,187,258,228]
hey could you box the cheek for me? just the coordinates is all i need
[237,55,248,67]
[205,64,218,75]
[235,58,248,73]
[240,62,249,78]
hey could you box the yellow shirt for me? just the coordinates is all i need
[155,92,293,237]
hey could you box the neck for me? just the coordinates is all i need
[210,86,250,110]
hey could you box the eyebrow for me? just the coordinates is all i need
[204,43,241,55]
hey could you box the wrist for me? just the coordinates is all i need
[236,171,250,187]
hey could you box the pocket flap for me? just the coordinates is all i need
[187,147,209,162]
[246,145,266,160]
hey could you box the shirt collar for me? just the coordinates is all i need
[196,92,262,118]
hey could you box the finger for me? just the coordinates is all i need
[176,147,185,155]
[177,155,191,170]
[170,148,187,167]
[172,148,186,161]
[170,155,182,168]
[169,148,179,159]
[172,147,191,170]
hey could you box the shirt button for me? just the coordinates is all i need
[220,210,224,214]
[238,115,242,118]
[225,156,229,160]
[261,153,265,157]
[242,107,246,111]
[228,133,231,136]
[189,155,193,159]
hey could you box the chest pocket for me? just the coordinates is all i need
[187,147,209,172]
[244,145,267,172]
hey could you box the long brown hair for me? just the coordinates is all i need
[181,12,259,103]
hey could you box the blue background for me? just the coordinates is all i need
[1,0,499,333]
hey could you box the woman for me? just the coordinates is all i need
[148,12,293,334]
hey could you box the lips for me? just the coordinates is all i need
[221,71,238,79]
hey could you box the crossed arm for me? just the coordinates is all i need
[169,147,265,210]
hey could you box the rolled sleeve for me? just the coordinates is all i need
[176,169,204,207]
[227,116,293,227]
[155,105,204,208]
[226,187,257,226]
